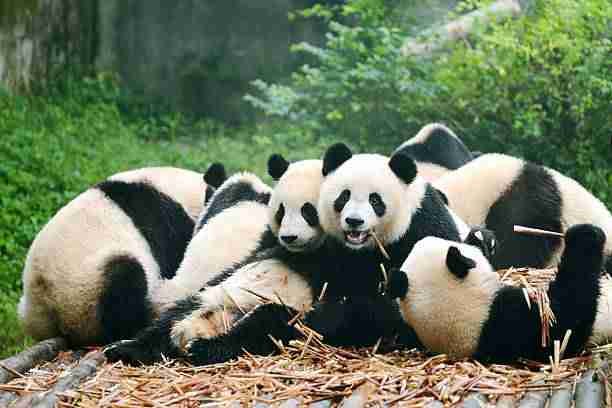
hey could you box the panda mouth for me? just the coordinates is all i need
[345,230,370,245]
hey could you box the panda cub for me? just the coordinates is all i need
[104,157,326,365]
[154,170,273,310]
[433,153,612,273]
[393,123,475,182]
[19,165,225,346]
[390,224,609,363]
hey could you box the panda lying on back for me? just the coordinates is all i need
[390,224,609,363]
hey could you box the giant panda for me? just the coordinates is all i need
[317,143,468,275]
[105,156,332,365]
[433,153,612,273]
[393,123,475,182]
[153,170,273,310]
[18,165,226,346]
[388,223,610,363]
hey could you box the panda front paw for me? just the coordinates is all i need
[104,339,162,366]
[186,338,237,366]
[464,227,497,261]
[170,308,232,352]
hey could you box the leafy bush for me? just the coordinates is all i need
[0,76,331,357]
[247,0,612,205]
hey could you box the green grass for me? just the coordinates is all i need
[0,77,333,358]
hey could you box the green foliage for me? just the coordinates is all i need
[247,0,612,205]
[0,76,330,358]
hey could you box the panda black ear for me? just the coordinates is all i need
[446,246,476,279]
[322,143,352,176]
[268,154,290,180]
[204,162,227,188]
[389,152,417,185]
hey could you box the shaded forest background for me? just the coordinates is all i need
[0,0,610,357]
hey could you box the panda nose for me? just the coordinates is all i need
[345,217,364,228]
[281,235,298,244]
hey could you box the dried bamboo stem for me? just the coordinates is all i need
[513,225,564,238]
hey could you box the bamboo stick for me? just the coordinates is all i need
[513,225,564,238]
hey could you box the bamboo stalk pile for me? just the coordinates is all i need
[0,340,608,407]
[1,267,611,406]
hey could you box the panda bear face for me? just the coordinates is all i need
[318,143,424,250]
[395,237,502,358]
[268,155,325,252]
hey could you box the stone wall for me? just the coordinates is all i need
[96,0,327,122]
[0,0,458,122]
[0,0,95,91]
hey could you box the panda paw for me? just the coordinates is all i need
[104,339,161,366]
[186,338,238,366]
[565,224,606,253]
[464,227,497,261]
[170,308,231,352]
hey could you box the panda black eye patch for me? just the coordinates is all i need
[334,189,351,213]
[369,193,386,217]
[275,203,285,225]
[301,202,319,227]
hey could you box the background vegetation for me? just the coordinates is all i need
[1,0,610,357]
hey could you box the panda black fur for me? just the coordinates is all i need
[393,123,474,182]
[433,153,612,273]
[104,157,330,365]
[19,165,225,346]
[390,224,610,363]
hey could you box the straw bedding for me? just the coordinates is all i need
[2,268,611,407]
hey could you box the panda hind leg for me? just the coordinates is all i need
[187,303,298,366]
[98,255,154,344]
[547,224,606,356]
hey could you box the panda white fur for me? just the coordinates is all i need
[391,224,609,363]
[18,165,226,346]
[433,153,612,273]
[393,123,475,182]
[105,157,329,365]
